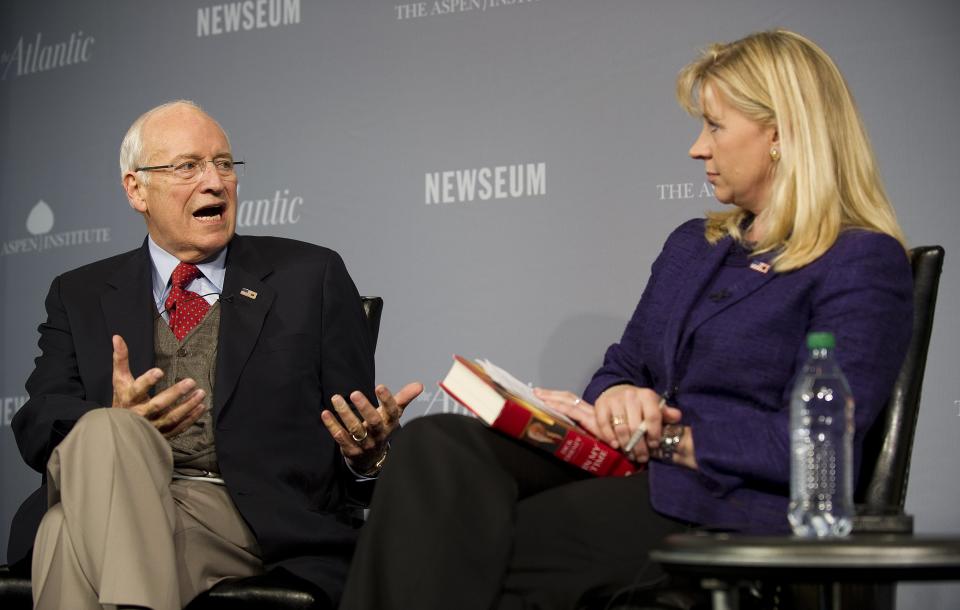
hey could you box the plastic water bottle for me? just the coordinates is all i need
[788,332,855,537]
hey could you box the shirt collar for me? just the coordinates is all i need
[148,236,228,303]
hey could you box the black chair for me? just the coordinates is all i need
[0,566,29,610]
[853,246,944,533]
[582,245,946,610]
[826,245,944,610]
[0,296,384,610]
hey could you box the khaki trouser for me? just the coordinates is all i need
[31,408,262,610]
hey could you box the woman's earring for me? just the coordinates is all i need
[770,147,780,161]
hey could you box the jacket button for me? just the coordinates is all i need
[177,347,188,357]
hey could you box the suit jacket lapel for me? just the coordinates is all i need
[101,241,155,379]
[660,236,729,386]
[214,236,276,418]
[674,247,780,367]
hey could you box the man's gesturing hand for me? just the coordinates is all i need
[322,382,423,475]
[111,335,207,437]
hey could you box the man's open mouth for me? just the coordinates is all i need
[193,203,225,220]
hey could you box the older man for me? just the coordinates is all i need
[7,100,419,610]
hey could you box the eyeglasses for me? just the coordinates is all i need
[135,158,246,182]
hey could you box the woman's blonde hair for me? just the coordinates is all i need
[676,29,906,271]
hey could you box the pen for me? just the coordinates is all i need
[623,421,647,453]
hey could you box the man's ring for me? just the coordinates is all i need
[572,397,582,407]
[351,428,369,443]
[611,415,626,427]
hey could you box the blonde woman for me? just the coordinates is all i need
[340,30,913,610]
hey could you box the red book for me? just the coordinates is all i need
[439,355,638,477]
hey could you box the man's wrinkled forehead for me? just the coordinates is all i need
[141,104,231,162]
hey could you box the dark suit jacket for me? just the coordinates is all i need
[8,235,375,601]
[584,219,913,533]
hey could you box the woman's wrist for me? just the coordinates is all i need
[652,425,697,469]
[672,426,697,470]
[659,423,684,462]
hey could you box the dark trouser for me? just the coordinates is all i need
[340,414,687,610]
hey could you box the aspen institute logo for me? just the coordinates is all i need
[1,200,111,257]
[394,0,543,21]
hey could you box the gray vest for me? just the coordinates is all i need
[154,302,221,475]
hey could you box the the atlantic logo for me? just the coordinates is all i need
[237,188,304,228]
[657,181,716,201]
[395,0,542,21]
[412,390,470,417]
[198,0,301,38]
[425,162,546,205]
[0,200,111,257]
[2,395,27,427]
[1,30,95,81]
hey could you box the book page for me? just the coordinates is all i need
[477,358,576,426]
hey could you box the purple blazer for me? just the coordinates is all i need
[584,219,913,533]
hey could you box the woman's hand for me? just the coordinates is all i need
[533,385,692,467]
[532,388,601,438]
[594,385,684,463]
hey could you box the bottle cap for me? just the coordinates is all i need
[807,332,835,349]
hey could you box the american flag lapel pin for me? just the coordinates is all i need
[749,261,771,274]
[240,288,258,300]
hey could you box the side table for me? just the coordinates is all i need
[650,533,960,610]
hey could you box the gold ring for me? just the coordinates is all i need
[611,415,626,427]
[351,428,369,443]
[658,397,667,411]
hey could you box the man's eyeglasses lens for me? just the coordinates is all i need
[136,159,245,181]
[173,159,243,180]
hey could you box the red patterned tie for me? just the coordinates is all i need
[165,262,211,341]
